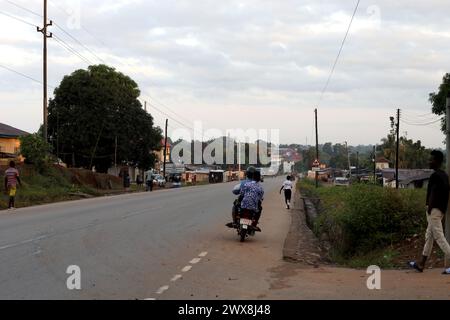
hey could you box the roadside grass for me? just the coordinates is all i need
[298,179,427,268]
[0,164,121,210]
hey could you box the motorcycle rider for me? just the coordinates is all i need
[239,169,264,232]
[226,166,256,228]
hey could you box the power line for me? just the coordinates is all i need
[53,34,93,65]
[400,118,442,126]
[53,22,106,64]
[48,0,108,48]
[318,0,360,106]
[0,63,55,88]
[4,0,42,18]
[5,0,105,64]
[0,10,38,27]
[147,95,195,125]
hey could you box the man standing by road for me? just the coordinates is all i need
[4,161,21,210]
[409,150,450,274]
[145,169,154,192]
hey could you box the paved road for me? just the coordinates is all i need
[0,177,289,300]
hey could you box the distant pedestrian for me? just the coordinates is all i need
[193,174,197,186]
[136,175,143,188]
[409,150,450,274]
[4,161,21,210]
[280,176,293,210]
[145,170,153,192]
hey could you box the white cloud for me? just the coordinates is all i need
[0,0,448,149]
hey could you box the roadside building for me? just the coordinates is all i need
[0,123,29,166]
[375,157,391,170]
[155,138,172,173]
[382,168,433,189]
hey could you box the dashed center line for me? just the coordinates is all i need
[156,285,169,295]
[171,274,183,282]
[182,265,192,272]
[146,251,209,300]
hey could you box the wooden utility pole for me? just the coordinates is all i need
[163,119,168,180]
[373,145,376,184]
[396,109,400,189]
[445,94,450,266]
[315,108,319,188]
[37,0,52,141]
[356,151,359,177]
[345,141,351,179]
[114,135,118,176]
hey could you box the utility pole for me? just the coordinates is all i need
[37,0,52,141]
[373,145,376,184]
[396,108,400,189]
[163,119,168,181]
[315,108,319,188]
[445,94,450,267]
[345,141,351,179]
[144,101,147,112]
[238,141,241,181]
[114,135,118,176]
[356,151,359,177]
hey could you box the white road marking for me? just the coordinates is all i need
[171,274,183,282]
[182,265,192,272]
[199,251,208,257]
[144,298,156,300]
[0,235,48,251]
[190,258,201,264]
[156,285,169,295]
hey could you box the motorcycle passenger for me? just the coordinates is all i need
[239,170,264,232]
[226,166,256,228]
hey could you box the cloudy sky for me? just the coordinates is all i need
[1,0,449,148]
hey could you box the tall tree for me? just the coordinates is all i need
[429,73,450,133]
[48,65,162,173]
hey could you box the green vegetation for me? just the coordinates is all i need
[48,64,162,173]
[298,179,427,268]
[19,133,53,173]
[0,164,123,210]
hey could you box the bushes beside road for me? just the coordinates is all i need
[0,164,123,210]
[298,179,427,267]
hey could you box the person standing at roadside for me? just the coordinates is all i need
[280,176,293,209]
[4,161,21,210]
[409,150,450,274]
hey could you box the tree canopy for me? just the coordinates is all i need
[48,64,162,173]
[429,73,450,133]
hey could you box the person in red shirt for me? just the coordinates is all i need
[4,161,21,210]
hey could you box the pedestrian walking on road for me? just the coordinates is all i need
[280,176,293,210]
[409,150,450,274]
[4,161,21,210]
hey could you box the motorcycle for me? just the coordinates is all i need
[229,183,262,242]
[236,209,259,242]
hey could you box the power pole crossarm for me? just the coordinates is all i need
[37,0,52,142]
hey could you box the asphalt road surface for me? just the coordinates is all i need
[0,177,290,300]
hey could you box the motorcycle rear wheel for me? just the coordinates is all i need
[240,229,247,242]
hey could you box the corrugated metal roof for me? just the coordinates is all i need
[0,123,29,138]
